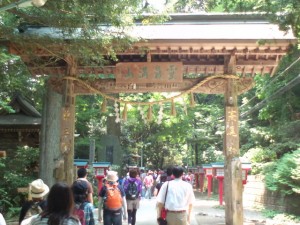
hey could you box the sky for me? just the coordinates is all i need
[147,0,166,11]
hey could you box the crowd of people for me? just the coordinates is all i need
[1,166,196,225]
[102,166,196,225]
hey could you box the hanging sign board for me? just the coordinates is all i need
[116,62,183,84]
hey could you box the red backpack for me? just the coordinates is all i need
[73,202,86,225]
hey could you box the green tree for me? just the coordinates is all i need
[0,146,39,215]
[205,0,300,40]
[0,47,44,112]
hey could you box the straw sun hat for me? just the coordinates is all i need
[29,179,49,199]
[106,171,118,183]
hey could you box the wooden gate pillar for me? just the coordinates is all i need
[224,78,243,225]
[58,56,77,184]
[223,53,243,225]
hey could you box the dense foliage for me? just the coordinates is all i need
[0,146,39,217]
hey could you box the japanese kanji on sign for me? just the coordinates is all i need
[115,62,183,84]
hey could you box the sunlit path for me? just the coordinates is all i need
[137,197,198,225]
[136,198,157,225]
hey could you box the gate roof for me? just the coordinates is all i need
[8,13,297,95]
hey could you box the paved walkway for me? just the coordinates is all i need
[95,197,198,225]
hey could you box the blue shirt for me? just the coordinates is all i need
[81,202,95,225]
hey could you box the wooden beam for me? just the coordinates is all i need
[27,63,277,77]
[48,77,254,95]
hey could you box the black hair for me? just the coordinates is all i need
[77,168,87,178]
[160,173,167,182]
[166,166,173,176]
[172,166,184,178]
[129,170,138,178]
[41,182,74,225]
[71,180,88,204]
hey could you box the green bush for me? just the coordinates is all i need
[242,147,277,174]
[0,146,39,217]
[264,148,300,195]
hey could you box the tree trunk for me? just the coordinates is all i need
[195,143,199,165]
[39,83,62,187]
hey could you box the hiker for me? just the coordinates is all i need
[77,168,94,205]
[19,179,49,225]
[72,180,95,225]
[123,170,142,225]
[98,171,127,225]
[30,182,80,225]
[143,170,154,199]
[156,166,195,225]
[166,166,174,181]
[139,169,147,198]
[154,173,167,196]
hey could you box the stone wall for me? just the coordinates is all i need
[243,175,300,215]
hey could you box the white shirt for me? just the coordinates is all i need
[156,178,195,211]
[0,213,6,225]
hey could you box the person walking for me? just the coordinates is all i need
[154,173,167,196]
[30,182,81,225]
[71,180,95,225]
[166,166,174,181]
[19,179,49,225]
[123,170,143,225]
[139,169,147,198]
[143,170,154,199]
[156,166,195,225]
[77,168,94,205]
[98,171,127,225]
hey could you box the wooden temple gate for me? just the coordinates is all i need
[7,14,296,225]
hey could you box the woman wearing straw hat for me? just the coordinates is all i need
[30,182,81,225]
[19,179,49,225]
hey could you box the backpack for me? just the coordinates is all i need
[104,185,122,210]
[73,202,86,225]
[26,203,43,219]
[125,180,138,200]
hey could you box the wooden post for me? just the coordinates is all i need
[59,55,77,184]
[224,78,243,225]
[223,53,243,224]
